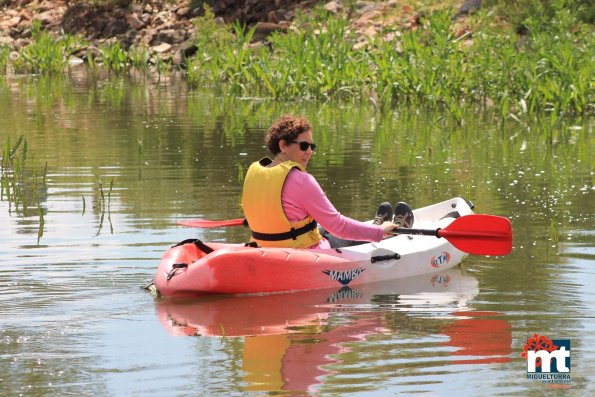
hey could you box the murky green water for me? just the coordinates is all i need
[1,74,593,396]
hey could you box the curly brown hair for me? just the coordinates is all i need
[265,115,312,155]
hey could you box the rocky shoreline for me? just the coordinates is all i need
[0,0,472,66]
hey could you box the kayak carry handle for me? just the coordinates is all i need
[166,263,188,281]
[371,253,401,263]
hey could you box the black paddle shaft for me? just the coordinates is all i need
[392,228,440,238]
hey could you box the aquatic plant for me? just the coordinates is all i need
[100,41,129,74]
[13,20,84,75]
[1,136,47,225]
[94,174,114,235]
[129,45,150,71]
[0,45,8,75]
[152,54,171,81]
[185,4,236,88]
[262,8,368,99]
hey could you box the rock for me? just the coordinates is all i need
[121,29,137,49]
[173,41,197,65]
[362,25,378,38]
[152,42,171,53]
[324,1,341,14]
[38,0,56,12]
[103,19,129,37]
[0,36,15,46]
[68,57,84,66]
[154,29,186,45]
[453,0,482,20]
[18,8,34,21]
[14,38,30,48]
[176,7,191,17]
[180,41,198,58]
[130,4,143,14]
[85,45,102,61]
[5,16,22,29]
[37,10,58,26]
[352,38,367,51]
[267,10,278,23]
[252,22,287,42]
[127,13,146,30]
[355,1,384,15]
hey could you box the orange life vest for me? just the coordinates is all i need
[241,158,322,248]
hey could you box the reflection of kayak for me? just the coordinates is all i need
[154,197,474,297]
[157,269,511,393]
[156,267,480,337]
[441,311,512,364]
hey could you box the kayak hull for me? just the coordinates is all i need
[154,197,474,297]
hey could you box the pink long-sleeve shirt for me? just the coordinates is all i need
[282,168,384,249]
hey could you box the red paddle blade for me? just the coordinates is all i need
[177,218,245,228]
[438,214,512,256]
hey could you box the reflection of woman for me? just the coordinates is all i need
[241,114,397,249]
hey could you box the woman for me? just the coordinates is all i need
[241,114,398,249]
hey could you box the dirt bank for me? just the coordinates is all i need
[0,0,473,64]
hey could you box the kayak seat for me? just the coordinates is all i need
[318,227,368,248]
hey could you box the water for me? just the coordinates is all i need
[0,74,593,396]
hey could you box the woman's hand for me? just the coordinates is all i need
[381,221,397,238]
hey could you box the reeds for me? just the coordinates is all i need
[12,20,83,75]
[0,45,8,76]
[183,5,592,120]
[94,174,114,236]
[100,41,129,74]
[1,136,47,240]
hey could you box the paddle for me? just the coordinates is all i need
[177,218,247,228]
[392,214,512,256]
[177,214,512,256]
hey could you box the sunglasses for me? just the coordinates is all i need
[290,141,317,151]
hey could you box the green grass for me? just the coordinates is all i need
[100,41,129,74]
[12,20,86,75]
[183,3,593,120]
[3,3,593,119]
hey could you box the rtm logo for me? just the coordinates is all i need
[522,334,571,373]
[430,273,451,287]
[430,252,451,268]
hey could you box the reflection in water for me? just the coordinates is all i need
[157,268,512,394]
[440,311,512,364]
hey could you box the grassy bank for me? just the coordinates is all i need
[184,4,593,119]
[1,1,593,120]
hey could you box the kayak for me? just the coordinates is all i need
[153,197,479,297]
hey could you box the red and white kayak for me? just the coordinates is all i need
[153,197,489,297]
